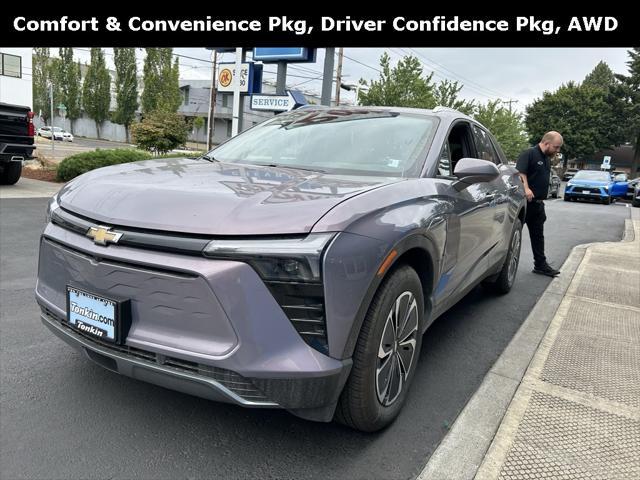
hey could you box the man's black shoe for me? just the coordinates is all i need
[533,264,560,277]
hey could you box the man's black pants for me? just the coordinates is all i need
[525,200,547,268]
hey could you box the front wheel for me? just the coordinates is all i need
[483,218,523,294]
[335,265,424,432]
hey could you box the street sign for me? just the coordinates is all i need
[250,90,307,112]
[253,48,316,63]
[601,155,612,170]
[217,63,262,94]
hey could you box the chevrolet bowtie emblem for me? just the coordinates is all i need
[86,226,123,246]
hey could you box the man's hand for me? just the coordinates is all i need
[524,187,534,202]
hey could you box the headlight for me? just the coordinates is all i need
[567,182,574,187]
[203,233,336,282]
[45,194,59,225]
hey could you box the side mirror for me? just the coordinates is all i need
[453,158,500,191]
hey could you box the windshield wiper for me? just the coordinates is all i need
[199,154,219,163]
[255,163,326,174]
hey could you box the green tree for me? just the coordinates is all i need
[473,100,529,161]
[130,110,189,153]
[433,80,475,115]
[82,48,111,139]
[113,47,139,143]
[142,48,181,114]
[359,53,436,108]
[32,48,50,123]
[192,116,205,149]
[525,81,627,162]
[58,48,82,133]
[614,48,640,176]
[583,61,617,90]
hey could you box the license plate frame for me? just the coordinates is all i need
[66,286,131,344]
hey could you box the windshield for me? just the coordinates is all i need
[209,109,439,177]
[53,127,63,132]
[573,171,611,182]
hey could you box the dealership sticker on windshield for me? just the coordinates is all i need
[66,286,130,343]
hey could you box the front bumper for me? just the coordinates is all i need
[564,185,610,201]
[36,223,351,421]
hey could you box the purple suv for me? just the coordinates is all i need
[36,107,526,431]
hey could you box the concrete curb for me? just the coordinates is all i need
[418,212,636,480]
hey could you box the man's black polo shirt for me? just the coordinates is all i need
[516,145,550,200]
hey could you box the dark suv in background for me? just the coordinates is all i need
[0,102,36,184]
[36,106,526,431]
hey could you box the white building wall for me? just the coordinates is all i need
[0,47,33,108]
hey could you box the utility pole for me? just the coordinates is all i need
[276,61,287,95]
[231,47,245,137]
[207,50,217,151]
[502,99,519,112]
[321,48,335,106]
[334,48,344,106]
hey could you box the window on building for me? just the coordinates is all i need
[183,87,189,106]
[226,120,232,138]
[222,94,229,108]
[1,53,21,78]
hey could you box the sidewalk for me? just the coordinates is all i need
[420,208,640,480]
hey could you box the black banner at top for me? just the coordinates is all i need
[0,13,636,47]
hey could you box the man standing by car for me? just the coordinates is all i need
[517,131,563,277]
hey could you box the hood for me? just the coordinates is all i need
[58,158,402,235]
[568,179,611,187]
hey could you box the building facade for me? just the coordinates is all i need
[0,48,33,108]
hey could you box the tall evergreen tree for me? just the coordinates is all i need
[82,48,111,139]
[58,48,82,133]
[142,48,181,114]
[583,61,617,90]
[113,47,139,142]
[32,48,50,123]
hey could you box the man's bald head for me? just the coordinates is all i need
[539,131,563,156]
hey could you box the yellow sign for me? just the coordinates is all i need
[218,68,233,88]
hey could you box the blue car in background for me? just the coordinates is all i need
[564,170,628,205]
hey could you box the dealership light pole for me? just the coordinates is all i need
[49,83,54,155]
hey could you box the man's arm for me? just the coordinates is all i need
[515,150,534,202]
[519,172,534,202]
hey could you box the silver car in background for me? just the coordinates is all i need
[36,107,526,431]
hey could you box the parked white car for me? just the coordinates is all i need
[37,126,73,142]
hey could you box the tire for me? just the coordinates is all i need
[335,265,424,432]
[563,195,570,201]
[632,197,640,208]
[603,197,611,205]
[0,161,22,185]
[552,188,558,199]
[483,218,523,294]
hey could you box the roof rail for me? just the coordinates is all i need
[432,106,464,114]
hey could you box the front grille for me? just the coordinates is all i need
[41,306,269,402]
[571,186,602,194]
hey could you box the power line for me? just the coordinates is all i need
[406,48,510,99]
